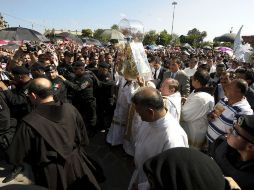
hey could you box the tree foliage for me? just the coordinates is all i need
[81,29,93,37]
[111,24,119,30]
[179,28,207,47]
[156,30,172,46]
[93,29,107,42]
[143,30,158,45]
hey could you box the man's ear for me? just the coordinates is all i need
[246,143,254,152]
[30,92,37,100]
[147,108,155,117]
[169,88,176,93]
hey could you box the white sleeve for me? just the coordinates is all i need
[182,95,214,122]
[138,181,150,190]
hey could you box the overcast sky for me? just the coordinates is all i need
[1,0,253,41]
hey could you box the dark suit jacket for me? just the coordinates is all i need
[162,70,190,97]
[153,67,168,89]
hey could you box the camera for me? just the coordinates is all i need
[26,44,37,53]
[21,43,37,53]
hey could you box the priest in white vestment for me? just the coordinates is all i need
[128,87,188,190]
[181,70,214,150]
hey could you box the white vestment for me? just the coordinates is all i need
[106,77,139,145]
[123,81,156,156]
[183,66,197,77]
[128,112,189,190]
[181,91,214,150]
[163,91,182,121]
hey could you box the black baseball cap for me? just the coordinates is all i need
[12,66,30,75]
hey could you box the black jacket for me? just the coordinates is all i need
[7,102,100,190]
[212,137,254,190]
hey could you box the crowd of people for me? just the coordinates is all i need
[0,40,254,190]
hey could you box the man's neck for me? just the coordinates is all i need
[39,97,54,104]
[228,96,243,105]
[238,150,254,161]
[153,108,167,121]
[172,69,179,73]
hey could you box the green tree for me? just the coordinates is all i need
[187,28,207,47]
[179,35,192,45]
[93,29,107,42]
[143,30,158,45]
[111,24,119,30]
[156,30,171,46]
[81,29,93,37]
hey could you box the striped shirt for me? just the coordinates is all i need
[207,97,253,143]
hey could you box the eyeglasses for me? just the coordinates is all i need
[231,127,254,144]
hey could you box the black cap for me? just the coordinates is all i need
[44,64,57,72]
[73,61,85,67]
[31,62,45,71]
[12,66,30,75]
[98,62,110,69]
[64,51,74,57]
[235,114,254,135]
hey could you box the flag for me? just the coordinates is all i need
[233,26,253,63]
[234,25,243,53]
[233,25,244,61]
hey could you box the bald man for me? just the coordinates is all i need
[128,87,188,190]
[7,78,100,190]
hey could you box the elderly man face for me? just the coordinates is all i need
[160,79,176,96]
[226,80,244,100]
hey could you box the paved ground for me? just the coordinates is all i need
[87,132,135,190]
[0,131,135,190]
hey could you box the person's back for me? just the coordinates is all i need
[61,61,97,135]
[181,70,214,150]
[128,87,188,189]
[0,66,32,122]
[7,78,100,190]
[0,92,16,151]
[143,147,230,190]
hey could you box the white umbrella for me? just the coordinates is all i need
[101,29,125,41]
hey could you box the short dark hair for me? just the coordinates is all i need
[64,51,74,57]
[193,70,210,86]
[132,87,164,110]
[216,63,226,68]
[28,79,53,99]
[245,69,254,84]
[171,57,181,65]
[234,79,248,95]
[235,67,246,75]
[150,56,161,65]
[198,63,210,72]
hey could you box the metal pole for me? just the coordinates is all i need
[171,1,177,35]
